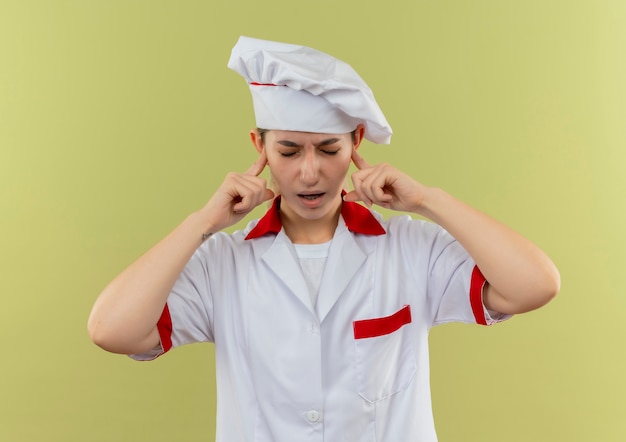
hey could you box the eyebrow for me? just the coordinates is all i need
[276,138,341,148]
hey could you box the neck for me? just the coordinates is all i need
[279,198,342,244]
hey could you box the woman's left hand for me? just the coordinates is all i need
[343,150,428,214]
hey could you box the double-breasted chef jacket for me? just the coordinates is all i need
[132,196,509,441]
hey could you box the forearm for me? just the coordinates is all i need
[88,209,215,354]
[417,187,560,314]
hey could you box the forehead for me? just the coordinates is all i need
[265,130,351,144]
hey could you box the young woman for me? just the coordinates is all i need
[88,36,560,441]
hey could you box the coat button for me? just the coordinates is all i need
[306,410,321,423]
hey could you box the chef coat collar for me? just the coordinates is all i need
[245,192,386,240]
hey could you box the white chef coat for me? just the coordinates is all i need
[131,197,509,441]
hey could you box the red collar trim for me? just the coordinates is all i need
[245,197,283,239]
[244,194,386,240]
[341,198,387,236]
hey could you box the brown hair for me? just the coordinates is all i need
[256,128,270,144]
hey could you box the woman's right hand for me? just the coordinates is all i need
[88,150,275,355]
[199,149,275,233]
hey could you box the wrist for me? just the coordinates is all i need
[413,187,447,221]
[187,209,219,242]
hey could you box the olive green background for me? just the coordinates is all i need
[1,1,624,441]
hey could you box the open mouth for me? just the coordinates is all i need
[298,193,325,201]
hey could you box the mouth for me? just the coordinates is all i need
[298,192,325,201]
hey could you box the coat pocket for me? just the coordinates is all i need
[353,305,416,403]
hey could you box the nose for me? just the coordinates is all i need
[300,149,320,185]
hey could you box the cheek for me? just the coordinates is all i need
[265,159,289,181]
[329,156,352,177]
[265,161,294,193]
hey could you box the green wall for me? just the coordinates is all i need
[1,1,625,440]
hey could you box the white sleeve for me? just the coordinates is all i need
[128,238,218,361]
[389,216,511,327]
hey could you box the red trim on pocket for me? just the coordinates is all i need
[353,305,412,339]
[156,304,173,353]
[470,266,488,326]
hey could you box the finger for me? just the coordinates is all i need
[347,173,373,207]
[350,166,394,208]
[232,189,275,213]
[232,189,261,214]
[221,173,258,204]
[361,167,394,204]
[244,149,268,177]
[231,176,274,213]
[352,168,380,205]
[351,149,372,171]
[342,190,362,203]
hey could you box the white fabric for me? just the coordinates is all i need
[131,211,510,441]
[294,241,331,308]
[228,35,393,144]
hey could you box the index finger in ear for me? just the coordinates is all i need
[245,149,268,176]
[351,149,371,170]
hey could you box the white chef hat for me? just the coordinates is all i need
[227,36,392,144]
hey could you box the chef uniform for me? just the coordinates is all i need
[131,36,510,442]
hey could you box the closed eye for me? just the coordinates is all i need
[278,149,339,157]
[279,151,298,157]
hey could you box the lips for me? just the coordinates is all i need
[298,192,325,200]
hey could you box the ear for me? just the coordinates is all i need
[249,129,264,154]
[352,124,366,151]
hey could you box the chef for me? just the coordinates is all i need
[88,36,560,441]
